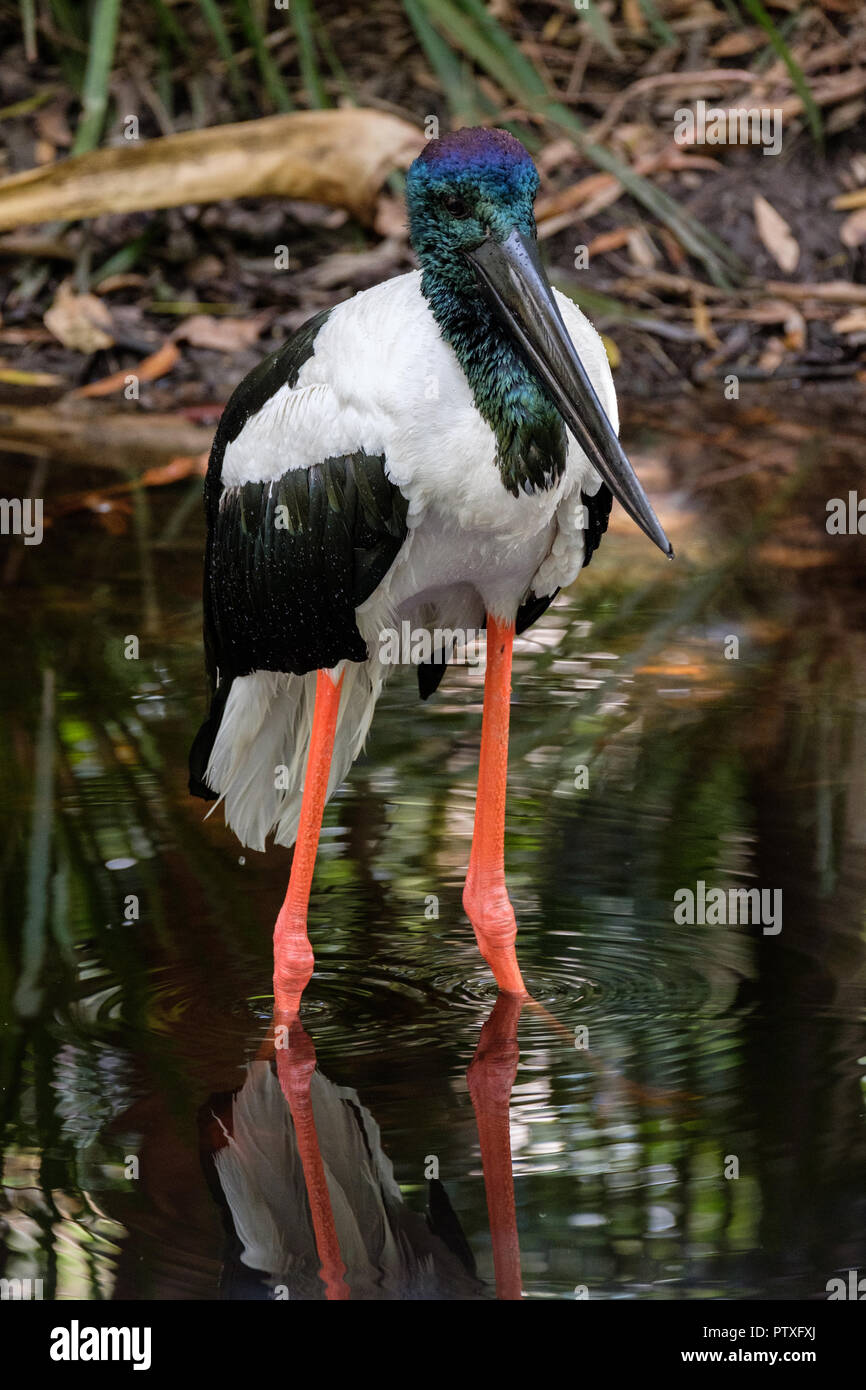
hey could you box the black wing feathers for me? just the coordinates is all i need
[210,453,408,680]
[190,306,410,798]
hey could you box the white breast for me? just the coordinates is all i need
[220,269,619,603]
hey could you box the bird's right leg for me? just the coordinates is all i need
[463,614,528,995]
[273,669,343,1016]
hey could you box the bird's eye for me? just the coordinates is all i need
[442,194,470,219]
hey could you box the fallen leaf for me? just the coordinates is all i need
[94,273,148,293]
[781,305,806,351]
[833,308,866,333]
[627,227,658,269]
[753,196,800,273]
[691,298,721,349]
[174,314,266,352]
[54,454,208,519]
[541,11,565,42]
[535,149,721,236]
[745,297,806,324]
[140,454,208,486]
[840,207,866,247]
[35,103,72,148]
[44,280,114,354]
[186,254,224,285]
[709,29,766,57]
[757,335,786,372]
[586,227,633,256]
[72,340,180,398]
[0,109,423,231]
[306,238,405,290]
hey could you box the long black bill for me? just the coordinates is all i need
[466,227,673,558]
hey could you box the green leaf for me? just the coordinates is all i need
[738,0,823,145]
[71,0,121,156]
[291,0,330,109]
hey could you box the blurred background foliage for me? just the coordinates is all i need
[0,0,865,409]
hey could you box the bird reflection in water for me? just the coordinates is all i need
[200,992,525,1300]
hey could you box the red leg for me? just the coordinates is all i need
[273,669,342,1016]
[463,615,527,996]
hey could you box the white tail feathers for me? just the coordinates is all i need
[204,660,385,851]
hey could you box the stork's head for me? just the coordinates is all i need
[407,127,538,289]
[406,127,673,558]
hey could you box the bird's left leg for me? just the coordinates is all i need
[273,669,343,1016]
[463,614,528,996]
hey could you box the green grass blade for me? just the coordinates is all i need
[310,7,356,102]
[151,0,192,57]
[309,7,356,101]
[20,0,37,62]
[291,0,330,108]
[46,0,86,91]
[90,230,153,288]
[197,0,251,113]
[233,0,293,112]
[738,0,822,144]
[429,0,548,102]
[403,0,495,123]
[0,90,58,121]
[637,0,676,47]
[573,0,622,62]
[71,0,121,155]
[48,0,85,40]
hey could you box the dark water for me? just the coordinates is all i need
[1,410,865,1300]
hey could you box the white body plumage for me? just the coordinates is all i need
[206,270,617,851]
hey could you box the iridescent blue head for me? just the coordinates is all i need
[407,127,539,292]
[405,126,672,553]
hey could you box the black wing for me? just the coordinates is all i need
[190,310,409,798]
[207,452,409,680]
[417,482,612,701]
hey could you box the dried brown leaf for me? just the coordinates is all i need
[840,207,866,247]
[833,308,866,333]
[0,110,424,232]
[174,314,267,353]
[72,340,180,397]
[44,281,113,354]
[709,30,766,58]
[753,196,800,273]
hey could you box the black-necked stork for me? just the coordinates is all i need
[189,127,672,1014]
